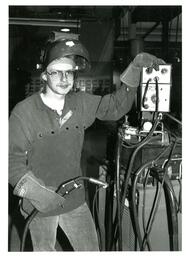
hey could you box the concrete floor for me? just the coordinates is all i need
[8,121,113,251]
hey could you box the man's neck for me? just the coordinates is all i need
[40,92,65,114]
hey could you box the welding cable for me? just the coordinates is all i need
[143,171,179,251]
[111,131,128,250]
[142,77,159,112]
[120,133,160,216]
[162,139,178,172]
[20,208,38,252]
[142,78,151,109]
[159,159,181,212]
[131,145,172,250]
[141,140,177,250]
[142,169,152,251]
[20,176,108,251]
[131,162,151,250]
[112,203,119,250]
[142,169,151,233]
[141,173,168,250]
[112,130,164,249]
[111,192,120,250]
[92,186,105,251]
[117,133,161,251]
[161,175,179,250]
[141,180,161,251]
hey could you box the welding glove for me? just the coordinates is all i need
[120,52,166,87]
[13,171,65,213]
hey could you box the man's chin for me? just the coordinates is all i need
[56,87,72,95]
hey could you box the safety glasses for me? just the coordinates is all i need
[46,70,74,80]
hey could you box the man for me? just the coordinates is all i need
[9,37,165,251]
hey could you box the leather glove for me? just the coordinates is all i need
[120,52,166,87]
[13,171,65,213]
[133,52,166,70]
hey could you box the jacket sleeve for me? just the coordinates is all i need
[96,84,137,121]
[9,105,32,188]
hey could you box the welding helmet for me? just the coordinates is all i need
[43,39,90,72]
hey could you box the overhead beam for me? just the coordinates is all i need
[142,22,160,39]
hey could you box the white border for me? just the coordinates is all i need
[2,1,185,256]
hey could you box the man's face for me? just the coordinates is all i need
[45,58,75,96]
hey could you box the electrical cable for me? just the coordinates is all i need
[131,144,172,250]
[118,111,176,250]
[111,196,119,250]
[131,163,150,249]
[92,186,103,251]
[142,77,159,112]
[142,169,152,251]
[142,78,151,109]
[117,132,161,251]
[112,65,181,251]
[142,169,150,233]
[120,132,160,215]
[141,179,161,251]
[112,131,161,250]
[124,111,177,250]
[141,139,177,250]
[162,175,179,250]
[20,208,38,252]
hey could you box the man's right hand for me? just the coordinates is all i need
[13,172,65,213]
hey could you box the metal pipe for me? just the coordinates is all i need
[115,131,123,250]
[9,17,81,27]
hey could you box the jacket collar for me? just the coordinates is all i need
[34,91,77,113]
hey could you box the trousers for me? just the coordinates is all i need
[21,202,99,251]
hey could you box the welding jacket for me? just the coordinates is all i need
[9,84,136,217]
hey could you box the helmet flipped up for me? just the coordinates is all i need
[43,39,90,72]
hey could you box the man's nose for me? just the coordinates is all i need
[59,71,67,81]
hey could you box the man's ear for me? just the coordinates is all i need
[41,72,47,81]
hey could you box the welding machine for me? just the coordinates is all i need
[106,64,182,251]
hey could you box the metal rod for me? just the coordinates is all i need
[9,17,81,27]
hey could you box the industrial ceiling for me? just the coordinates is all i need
[9,5,182,42]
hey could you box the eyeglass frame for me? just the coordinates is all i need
[46,70,75,80]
